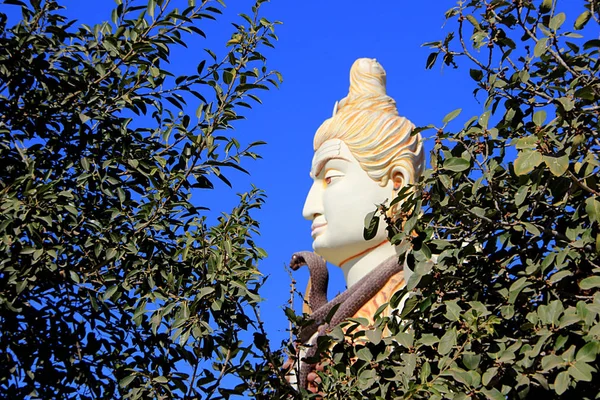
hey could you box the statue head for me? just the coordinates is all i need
[303,58,425,268]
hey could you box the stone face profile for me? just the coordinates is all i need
[303,58,424,289]
[288,58,425,390]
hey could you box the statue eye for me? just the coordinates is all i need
[324,171,342,185]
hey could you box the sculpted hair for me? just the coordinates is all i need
[314,58,425,189]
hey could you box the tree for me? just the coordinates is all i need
[294,0,600,398]
[0,0,291,398]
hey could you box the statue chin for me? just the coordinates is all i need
[311,241,356,268]
[311,226,390,269]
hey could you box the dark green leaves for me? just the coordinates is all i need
[331,2,600,399]
[586,197,600,224]
[543,155,569,177]
[438,328,457,355]
[363,210,381,240]
[0,0,286,398]
[534,37,549,57]
[469,69,483,81]
[533,110,547,126]
[514,150,542,175]
[443,157,470,172]
[443,108,462,124]
[574,11,592,30]
[549,12,566,31]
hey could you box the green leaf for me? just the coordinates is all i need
[574,11,591,30]
[119,374,136,388]
[103,285,118,302]
[418,334,439,347]
[79,113,91,123]
[363,210,380,241]
[554,371,569,395]
[523,222,541,236]
[426,52,439,69]
[579,276,600,290]
[514,150,543,175]
[462,353,480,370]
[542,354,564,371]
[481,387,504,400]
[469,69,483,81]
[395,332,414,348]
[444,301,462,321]
[400,295,419,318]
[585,197,600,223]
[69,271,80,284]
[540,0,552,13]
[106,248,117,260]
[514,135,537,149]
[533,110,546,126]
[576,342,599,363]
[366,328,382,345]
[515,185,529,206]
[479,110,491,129]
[558,97,574,111]
[438,328,457,355]
[482,367,498,385]
[568,361,594,382]
[509,277,530,303]
[420,361,431,383]
[534,38,548,57]
[443,108,462,124]
[549,12,566,31]
[543,155,569,177]
[147,0,156,18]
[471,207,486,218]
[443,157,470,172]
[223,70,234,84]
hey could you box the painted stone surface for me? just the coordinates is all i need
[301,57,424,318]
[288,58,425,390]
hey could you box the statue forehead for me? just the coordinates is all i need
[310,139,353,178]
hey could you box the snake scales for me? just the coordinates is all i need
[289,251,403,389]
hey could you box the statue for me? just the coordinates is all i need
[289,58,425,390]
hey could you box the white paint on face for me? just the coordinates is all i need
[302,139,394,267]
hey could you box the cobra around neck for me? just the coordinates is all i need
[339,240,400,287]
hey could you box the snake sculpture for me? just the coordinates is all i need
[289,251,403,389]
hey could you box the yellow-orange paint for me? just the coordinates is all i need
[339,240,388,267]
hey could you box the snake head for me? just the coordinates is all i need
[289,253,308,271]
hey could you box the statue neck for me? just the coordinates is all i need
[340,241,400,288]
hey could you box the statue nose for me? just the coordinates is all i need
[302,182,323,221]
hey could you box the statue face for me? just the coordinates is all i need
[302,139,394,266]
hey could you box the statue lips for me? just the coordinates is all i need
[310,221,327,238]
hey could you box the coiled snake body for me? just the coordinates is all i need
[289,251,403,389]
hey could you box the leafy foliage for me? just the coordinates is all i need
[0,0,293,398]
[298,0,600,398]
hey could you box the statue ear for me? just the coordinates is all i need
[392,172,404,191]
[391,164,410,192]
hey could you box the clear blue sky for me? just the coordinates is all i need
[6,0,586,352]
